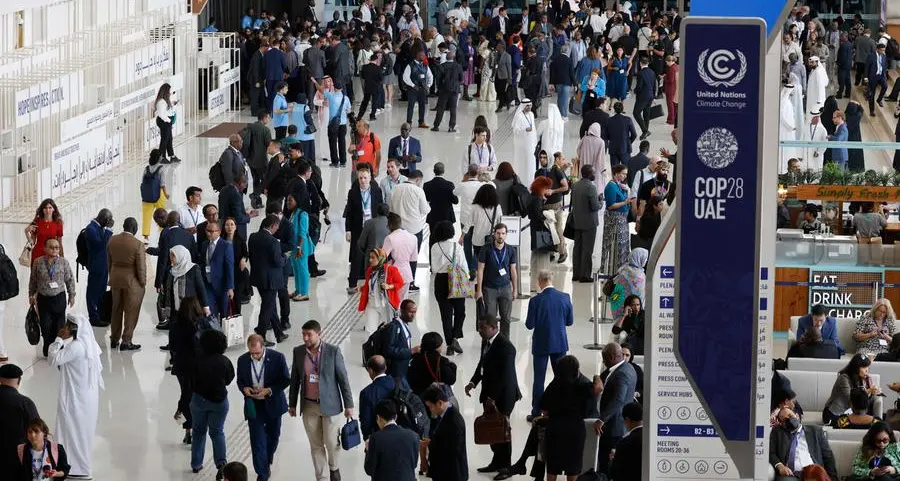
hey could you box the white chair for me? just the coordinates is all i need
[787,357,900,409]
[788,315,858,358]
[778,370,883,423]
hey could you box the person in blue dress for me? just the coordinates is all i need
[608,46,630,102]
[286,194,313,301]
[272,81,291,140]
[288,93,317,161]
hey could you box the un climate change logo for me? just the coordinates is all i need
[697,49,747,88]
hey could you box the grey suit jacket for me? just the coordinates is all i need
[570,179,601,230]
[598,361,637,440]
[289,342,355,417]
[304,46,326,80]
[495,51,512,80]
[218,147,246,186]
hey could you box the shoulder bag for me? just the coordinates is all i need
[440,243,471,299]
[327,95,346,136]
[19,230,34,268]
[483,206,498,245]
[25,306,40,345]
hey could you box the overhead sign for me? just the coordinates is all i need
[673,18,766,478]
[689,0,792,42]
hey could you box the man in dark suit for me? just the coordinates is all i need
[384,300,417,389]
[770,408,838,481]
[835,33,853,99]
[342,166,384,293]
[197,220,235,319]
[787,327,842,360]
[626,140,651,188]
[265,202,293,329]
[606,101,638,166]
[609,402,643,481]
[796,304,845,355]
[245,114,274,209]
[359,356,397,440]
[248,215,288,345]
[580,96,610,139]
[488,7,509,39]
[465,315,521,474]
[570,165,602,281]
[248,40,268,116]
[421,384,468,481]
[594,342,637,476]
[236,334,291,481]
[154,211,197,310]
[0,364,41,476]
[432,45,464,133]
[85,209,114,326]
[632,56,657,140]
[106,217,146,350]
[195,204,218,247]
[423,162,458,248]
[365,399,420,481]
[525,270,573,420]
[219,173,258,242]
[867,42,889,116]
[387,123,423,175]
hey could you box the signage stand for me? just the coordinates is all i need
[502,216,531,301]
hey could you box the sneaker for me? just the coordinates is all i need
[385,103,392,109]
[376,108,384,115]
[347,287,358,294]
[448,127,458,133]
[409,283,420,292]
[431,126,441,132]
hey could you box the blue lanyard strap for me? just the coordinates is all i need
[250,356,265,385]
[46,258,58,278]
[492,246,507,268]
[361,190,371,209]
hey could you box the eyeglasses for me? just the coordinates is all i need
[46,245,60,250]
[207,230,219,234]
[876,436,891,443]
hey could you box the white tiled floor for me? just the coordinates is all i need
[0,86,889,481]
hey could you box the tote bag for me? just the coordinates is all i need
[440,243,471,299]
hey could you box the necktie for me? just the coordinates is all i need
[207,241,215,264]
[402,139,408,156]
[481,340,490,359]
[786,431,799,471]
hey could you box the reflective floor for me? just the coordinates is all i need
[0,86,883,480]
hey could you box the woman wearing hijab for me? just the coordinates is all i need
[820,95,838,164]
[609,248,649,320]
[48,313,104,479]
[577,123,609,192]
[357,248,404,332]
[164,245,210,319]
[845,100,865,172]
[537,105,565,160]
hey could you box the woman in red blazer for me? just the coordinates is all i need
[358,248,405,333]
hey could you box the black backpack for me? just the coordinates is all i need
[389,383,430,439]
[509,180,530,217]
[75,228,90,276]
[0,244,19,301]
[361,321,392,366]
[888,37,900,60]
[209,162,226,192]
[140,167,162,203]
[381,53,394,78]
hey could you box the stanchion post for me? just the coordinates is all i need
[584,269,604,350]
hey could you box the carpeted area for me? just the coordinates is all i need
[197,122,246,138]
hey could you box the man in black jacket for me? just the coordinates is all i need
[432,45,464,133]
[770,408,838,481]
[423,162,458,248]
[422,384,468,481]
[606,102,638,167]
[248,215,288,346]
[594,342,637,476]
[579,95,610,139]
[549,44,577,121]
[364,399,420,481]
[248,39,269,116]
[609,402,643,481]
[465,315,521,475]
[521,46,543,116]
[342,166,384,293]
[633,56,657,140]
[245,113,274,209]
[0,364,40,476]
[359,52,384,121]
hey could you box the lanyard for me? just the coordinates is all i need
[32,444,47,478]
[307,348,322,374]
[874,456,882,467]
[523,112,532,130]
[251,356,265,385]
[361,190,371,209]
[46,257,58,278]
[476,144,485,164]
[492,245,507,269]
[188,206,199,227]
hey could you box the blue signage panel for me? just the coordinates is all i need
[675,20,765,444]
[689,0,790,39]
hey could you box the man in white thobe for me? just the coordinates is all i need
[788,72,805,138]
[780,84,800,173]
[512,99,539,186]
[801,110,829,172]
[806,56,829,118]
[49,313,103,479]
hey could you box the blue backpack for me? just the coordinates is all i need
[140,167,162,203]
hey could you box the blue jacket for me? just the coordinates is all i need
[829,123,849,162]
[383,319,413,385]
[797,315,845,355]
[634,66,657,105]
[265,48,287,85]
[867,51,887,81]
[236,349,291,419]
[837,40,853,70]
[525,287,574,355]
[218,184,250,228]
[359,375,396,439]
[85,220,112,271]
[198,239,235,294]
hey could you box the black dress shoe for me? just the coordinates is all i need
[183,431,192,444]
[159,344,171,351]
[409,284,420,292]
[119,342,141,351]
[506,463,527,476]
[477,465,500,473]
[283,320,292,329]
[451,340,463,354]
[156,321,170,330]
[494,471,514,481]
[90,320,110,327]
[276,333,289,343]
[526,414,535,422]
[110,340,119,349]
[216,466,225,481]
[264,340,276,347]
[192,468,201,474]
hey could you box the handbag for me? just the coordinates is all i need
[157,281,171,325]
[569,94,583,116]
[327,95,346,136]
[303,105,317,134]
[602,276,616,297]
[483,207,498,245]
[534,230,555,252]
[441,244,471,299]
[340,418,362,450]
[563,214,575,240]
[18,240,33,268]
[648,103,664,121]
[222,301,245,348]
[25,306,40,345]
[474,399,511,445]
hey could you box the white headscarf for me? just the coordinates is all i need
[540,104,565,156]
[66,313,104,390]
[169,245,195,279]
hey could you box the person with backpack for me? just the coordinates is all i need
[140,149,169,240]
[461,126,496,175]
[83,209,114,326]
[14,418,70,481]
[432,44,464,133]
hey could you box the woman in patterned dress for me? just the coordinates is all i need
[601,164,631,275]
[854,299,897,356]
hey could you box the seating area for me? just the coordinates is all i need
[779,370,884,423]
[787,316,857,359]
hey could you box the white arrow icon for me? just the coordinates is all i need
[660,426,670,435]
[662,267,673,276]
[661,298,672,307]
